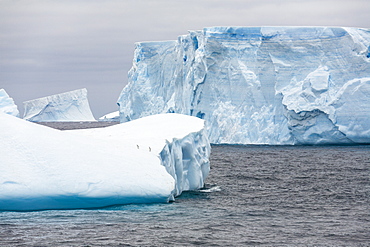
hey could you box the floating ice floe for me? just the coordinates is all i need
[0,113,210,211]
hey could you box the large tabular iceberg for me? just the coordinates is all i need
[0,113,210,211]
[23,88,96,122]
[117,27,370,145]
[0,89,19,117]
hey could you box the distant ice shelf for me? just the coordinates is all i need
[0,113,210,211]
[23,88,96,122]
[0,88,19,117]
[117,26,370,145]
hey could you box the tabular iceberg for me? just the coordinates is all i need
[117,27,370,145]
[23,88,96,122]
[0,112,210,211]
[0,89,19,117]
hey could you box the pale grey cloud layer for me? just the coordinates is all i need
[0,0,369,117]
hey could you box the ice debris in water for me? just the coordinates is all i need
[117,26,370,145]
[198,186,222,193]
[0,113,210,211]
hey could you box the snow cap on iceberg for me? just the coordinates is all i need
[0,112,210,211]
[0,89,19,117]
[23,88,95,122]
[118,26,370,145]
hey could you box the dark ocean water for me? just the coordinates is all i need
[0,124,369,246]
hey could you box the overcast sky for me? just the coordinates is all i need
[1,0,369,118]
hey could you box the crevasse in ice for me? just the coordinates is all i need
[23,88,96,122]
[117,27,370,145]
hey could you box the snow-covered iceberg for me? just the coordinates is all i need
[118,27,370,145]
[0,89,19,117]
[0,112,210,211]
[23,88,96,122]
[98,111,120,122]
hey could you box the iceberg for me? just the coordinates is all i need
[0,112,210,211]
[0,89,19,117]
[70,113,210,197]
[23,88,96,122]
[117,27,370,145]
[98,111,120,122]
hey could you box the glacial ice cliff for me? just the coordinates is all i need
[23,88,96,122]
[0,89,19,117]
[0,113,210,211]
[117,27,370,145]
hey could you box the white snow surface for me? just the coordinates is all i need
[0,113,210,211]
[118,26,370,145]
[23,88,96,122]
[0,89,19,117]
